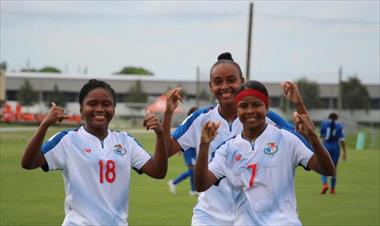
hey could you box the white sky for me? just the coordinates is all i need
[1,1,379,84]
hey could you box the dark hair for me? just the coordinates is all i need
[237,80,269,97]
[327,113,338,142]
[79,79,116,106]
[187,106,198,116]
[210,52,243,79]
[329,113,338,121]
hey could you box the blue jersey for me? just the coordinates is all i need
[320,120,345,152]
[183,147,196,166]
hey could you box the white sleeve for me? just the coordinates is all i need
[41,131,69,171]
[128,136,152,171]
[209,144,227,179]
[173,117,202,151]
[291,135,314,168]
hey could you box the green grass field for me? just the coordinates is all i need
[1,127,379,226]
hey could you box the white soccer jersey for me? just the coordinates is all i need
[41,126,151,226]
[172,105,300,225]
[209,124,314,226]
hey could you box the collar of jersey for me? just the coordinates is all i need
[79,126,111,143]
[239,123,271,149]
[214,104,240,127]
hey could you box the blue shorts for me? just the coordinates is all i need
[183,148,196,166]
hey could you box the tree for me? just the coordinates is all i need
[115,66,153,75]
[295,78,320,109]
[341,76,370,112]
[39,66,61,73]
[45,84,66,108]
[17,80,38,106]
[126,80,148,103]
[0,61,7,71]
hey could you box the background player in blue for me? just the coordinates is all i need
[168,107,198,196]
[320,112,347,194]
[163,52,313,226]
[195,80,336,225]
[21,79,168,226]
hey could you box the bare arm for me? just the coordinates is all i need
[340,140,347,161]
[162,87,183,157]
[141,113,168,179]
[21,103,67,170]
[194,121,219,192]
[293,112,336,176]
[282,81,308,115]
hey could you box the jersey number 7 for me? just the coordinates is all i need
[247,163,257,188]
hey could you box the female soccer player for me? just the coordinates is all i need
[194,80,335,226]
[21,79,168,226]
[163,52,311,226]
[320,112,347,194]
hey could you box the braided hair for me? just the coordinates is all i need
[79,79,116,106]
[326,113,338,142]
[210,52,243,79]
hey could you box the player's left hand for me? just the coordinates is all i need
[165,87,183,114]
[201,121,220,144]
[143,111,163,134]
[281,81,302,105]
[342,152,347,161]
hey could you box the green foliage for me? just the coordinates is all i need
[45,84,66,108]
[126,80,148,103]
[20,66,61,73]
[296,78,320,109]
[116,66,153,76]
[39,66,62,73]
[17,80,38,106]
[0,61,7,71]
[342,76,370,112]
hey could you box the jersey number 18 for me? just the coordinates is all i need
[99,160,116,183]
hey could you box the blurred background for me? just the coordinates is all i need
[0,2,379,226]
[1,1,379,146]
[0,0,380,148]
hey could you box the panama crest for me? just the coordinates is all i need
[264,142,278,155]
[113,144,127,156]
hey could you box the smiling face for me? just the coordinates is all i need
[80,87,115,133]
[237,95,268,131]
[209,63,244,106]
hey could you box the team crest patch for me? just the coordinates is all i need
[113,144,127,156]
[264,142,278,155]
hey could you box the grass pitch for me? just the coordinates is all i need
[0,127,379,225]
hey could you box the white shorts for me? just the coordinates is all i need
[191,209,234,226]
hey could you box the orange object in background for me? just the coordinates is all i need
[15,103,22,121]
[146,95,182,114]
[2,103,14,122]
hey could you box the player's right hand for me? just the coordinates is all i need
[165,87,183,114]
[201,121,220,144]
[41,102,68,127]
[281,81,302,105]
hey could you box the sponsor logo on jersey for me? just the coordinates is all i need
[264,142,278,155]
[113,144,127,156]
[235,154,242,161]
[83,148,92,153]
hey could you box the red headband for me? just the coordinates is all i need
[235,89,269,107]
